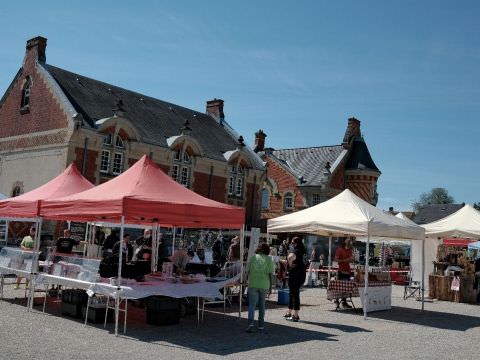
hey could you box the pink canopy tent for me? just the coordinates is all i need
[40,155,245,229]
[0,163,94,219]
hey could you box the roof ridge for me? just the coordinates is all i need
[45,64,208,117]
[273,145,342,151]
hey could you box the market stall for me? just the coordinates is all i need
[0,164,93,306]
[40,155,246,335]
[267,189,425,318]
[416,205,480,304]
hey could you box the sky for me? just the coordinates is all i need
[0,0,479,211]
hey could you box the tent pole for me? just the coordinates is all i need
[172,227,176,256]
[327,236,332,287]
[29,218,42,311]
[364,223,370,320]
[83,223,89,257]
[421,237,425,312]
[115,216,125,337]
[239,225,245,319]
[4,220,8,244]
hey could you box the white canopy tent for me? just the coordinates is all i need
[413,205,480,291]
[268,189,425,318]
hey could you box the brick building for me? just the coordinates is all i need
[0,36,265,228]
[255,118,381,226]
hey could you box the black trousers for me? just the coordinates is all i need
[288,271,306,310]
[337,272,351,303]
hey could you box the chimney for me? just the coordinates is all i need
[24,36,47,64]
[206,98,224,122]
[389,206,394,213]
[254,129,267,153]
[342,117,361,148]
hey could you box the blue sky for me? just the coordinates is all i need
[1,1,479,211]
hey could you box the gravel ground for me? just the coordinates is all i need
[0,284,479,360]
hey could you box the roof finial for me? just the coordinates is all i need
[237,135,245,149]
[180,119,192,135]
[112,99,125,117]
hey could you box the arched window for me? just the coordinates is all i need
[283,192,294,210]
[171,148,192,187]
[228,160,246,198]
[20,77,32,110]
[261,188,270,210]
[100,133,125,175]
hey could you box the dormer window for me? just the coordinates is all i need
[171,148,192,188]
[103,133,113,146]
[284,192,294,210]
[115,135,124,148]
[100,132,126,175]
[228,160,246,198]
[20,77,32,113]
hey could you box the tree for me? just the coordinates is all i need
[412,187,455,212]
[474,202,480,211]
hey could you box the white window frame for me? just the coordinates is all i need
[112,152,124,175]
[312,193,321,206]
[21,78,31,109]
[180,166,190,187]
[103,133,113,146]
[174,149,182,161]
[261,188,270,210]
[284,192,294,210]
[235,177,243,197]
[183,151,190,164]
[115,135,124,148]
[100,150,111,173]
[228,177,235,195]
[172,164,179,182]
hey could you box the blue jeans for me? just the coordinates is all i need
[248,288,268,327]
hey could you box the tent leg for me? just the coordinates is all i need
[421,237,425,312]
[115,216,125,337]
[29,218,43,311]
[239,225,245,319]
[172,227,176,256]
[327,236,332,287]
[364,227,370,320]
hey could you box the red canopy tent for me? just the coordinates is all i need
[40,155,245,229]
[442,238,475,247]
[0,163,94,219]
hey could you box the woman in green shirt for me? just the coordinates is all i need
[245,243,274,333]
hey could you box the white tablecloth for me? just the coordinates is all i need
[36,273,240,300]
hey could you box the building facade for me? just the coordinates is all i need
[0,37,265,227]
[256,118,381,225]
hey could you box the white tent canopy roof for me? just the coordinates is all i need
[268,189,425,240]
[357,213,414,245]
[422,204,480,240]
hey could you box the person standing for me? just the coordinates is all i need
[227,236,240,262]
[284,237,307,322]
[245,243,274,333]
[15,226,35,289]
[334,238,353,308]
[55,229,81,254]
[112,233,133,263]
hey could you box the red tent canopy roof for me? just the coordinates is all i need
[0,164,94,218]
[442,238,475,247]
[40,155,245,228]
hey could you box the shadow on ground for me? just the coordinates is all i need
[354,306,480,331]
[5,295,341,356]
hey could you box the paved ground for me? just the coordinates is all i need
[0,284,479,360]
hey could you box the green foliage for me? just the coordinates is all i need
[412,187,455,212]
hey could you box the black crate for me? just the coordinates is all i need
[145,296,180,326]
[62,302,83,319]
[82,306,112,324]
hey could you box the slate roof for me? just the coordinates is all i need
[42,64,246,164]
[271,145,344,186]
[413,204,464,225]
[345,138,380,172]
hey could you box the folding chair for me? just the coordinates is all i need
[403,272,421,300]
